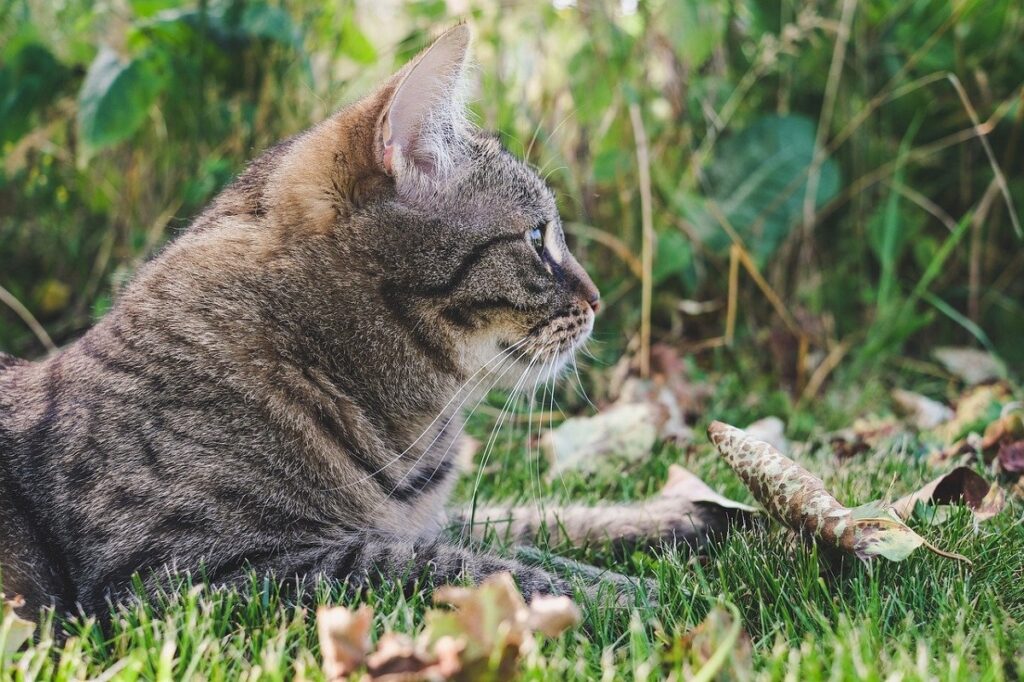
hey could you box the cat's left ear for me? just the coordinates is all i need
[378,24,472,185]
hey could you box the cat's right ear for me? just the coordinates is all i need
[376,24,472,192]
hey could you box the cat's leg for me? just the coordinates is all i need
[451,494,733,556]
[123,533,571,608]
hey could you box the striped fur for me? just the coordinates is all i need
[0,27,713,620]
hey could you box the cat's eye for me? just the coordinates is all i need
[529,224,545,255]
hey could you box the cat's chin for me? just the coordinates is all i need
[496,335,586,390]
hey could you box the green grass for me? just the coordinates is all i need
[3,372,1023,681]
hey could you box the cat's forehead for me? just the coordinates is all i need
[448,134,557,224]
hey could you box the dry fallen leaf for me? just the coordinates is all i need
[669,603,752,682]
[544,345,713,478]
[524,595,581,638]
[998,441,1024,475]
[829,415,904,459]
[743,416,789,454]
[981,407,1024,453]
[933,347,1007,386]
[933,384,1009,445]
[317,574,580,681]
[364,632,456,681]
[707,421,969,564]
[2,594,35,655]
[891,466,1005,523]
[661,464,758,514]
[1011,478,1024,501]
[542,401,664,477]
[317,605,374,681]
[607,343,711,418]
[891,389,954,430]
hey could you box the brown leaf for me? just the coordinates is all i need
[524,595,582,638]
[933,347,1007,385]
[1011,478,1024,500]
[891,389,954,430]
[608,343,711,419]
[891,467,1005,523]
[672,604,752,682]
[926,436,981,468]
[829,415,904,459]
[2,594,36,655]
[425,573,578,680]
[743,416,790,454]
[933,384,1009,445]
[998,440,1024,474]
[707,421,970,564]
[318,574,580,681]
[661,464,758,514]
[981,411,1024,452]
[317,605,374,681]
[543,377,696,477]
[364,632,451,681]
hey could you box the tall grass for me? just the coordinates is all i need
[1,0,1022,371]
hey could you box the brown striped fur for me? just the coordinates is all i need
[0,26,719,619]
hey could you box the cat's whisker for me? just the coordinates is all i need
[323,337,530,492]
[525,349,553,519]
[541,165,569,184]
[407,339,540,493]
[527,107,577,170]
[384,344,533,506]
[467,351,539,522]
[365,346,530,521]
[546,341,575,500]
[570,353,597,412]
[531,345,562,518]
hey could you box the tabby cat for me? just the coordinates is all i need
[0,25,722,619]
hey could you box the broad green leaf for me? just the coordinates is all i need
[0,42,70,145]
[653,230,693,286]
[240,3,300,48]
[77,47,164,156]
[129,0,185,18]
[664,0,727,67]
[691,115,841,265]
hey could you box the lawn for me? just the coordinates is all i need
[3,3,1024,678]
[4,363,1021,681]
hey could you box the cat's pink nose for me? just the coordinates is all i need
[587,295,601,314]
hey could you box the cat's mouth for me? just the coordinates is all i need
[519,306,594,362]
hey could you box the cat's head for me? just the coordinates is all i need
[234,25,599,387]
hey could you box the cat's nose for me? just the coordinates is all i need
[587,294,601,314]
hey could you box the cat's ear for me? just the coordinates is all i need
[378,24,472,186]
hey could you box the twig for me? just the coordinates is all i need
[801,0,857,238]
[887,180,958,233]
[947,74,1022,239]
[799,339,852,403]
[563,222,643,277]
[726,245,739,345]
[0,283,57,354]
[628,102,654,379]
[968,179,1003,321]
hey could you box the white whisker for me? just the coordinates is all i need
[322,337,530,493]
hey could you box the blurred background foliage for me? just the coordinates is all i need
[1,0,1022,389]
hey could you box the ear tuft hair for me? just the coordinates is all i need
[380,24,474,199]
